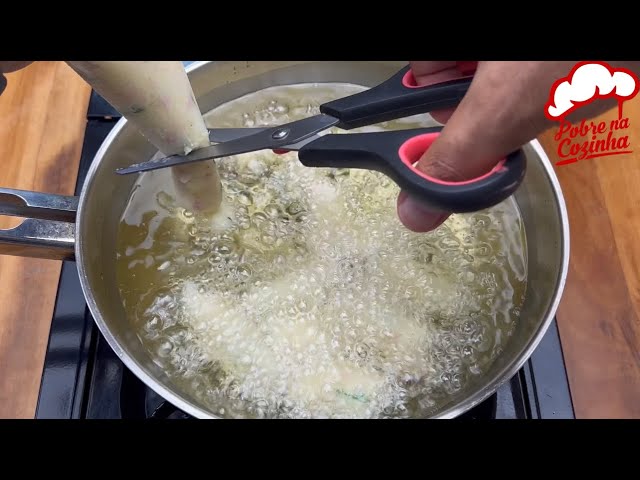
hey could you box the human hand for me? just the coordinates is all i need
[396,61,587,232]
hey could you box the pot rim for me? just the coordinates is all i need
[76,61,571,419]
[435,138,570,418]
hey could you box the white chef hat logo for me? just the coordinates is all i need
[545,61,639,121]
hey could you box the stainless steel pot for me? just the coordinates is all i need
[0,61,570,418]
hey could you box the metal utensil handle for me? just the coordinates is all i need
[0,187,78,261]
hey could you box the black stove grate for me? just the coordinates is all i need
[34,91,575,420]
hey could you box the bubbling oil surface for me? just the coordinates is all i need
[115,83,528,419]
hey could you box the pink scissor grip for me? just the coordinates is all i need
[398,132,507,186]
[401,71,421,89]
[456,61,479,75]
[402,61,478,89]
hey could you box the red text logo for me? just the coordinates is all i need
[545,61,639,166]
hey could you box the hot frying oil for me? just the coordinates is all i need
[115,83,528,418]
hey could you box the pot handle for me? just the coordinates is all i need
[0,187,78,261]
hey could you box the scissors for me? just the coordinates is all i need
[116,62,527,213]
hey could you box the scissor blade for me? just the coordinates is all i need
[208,127,269,143]
[115,136,268,175]
[116,114,339,175]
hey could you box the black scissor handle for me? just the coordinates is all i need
[297,127,526,213]
[320,62,477,130]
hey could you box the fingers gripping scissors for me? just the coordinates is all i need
[116,62,527,213]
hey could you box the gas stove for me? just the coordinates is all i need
[34,85,576,420]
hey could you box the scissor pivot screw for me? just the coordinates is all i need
[272,129,289,140]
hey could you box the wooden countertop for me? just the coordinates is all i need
[0,61,638,419]
[0,62,91,418]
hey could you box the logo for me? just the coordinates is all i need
[545,61,639,166]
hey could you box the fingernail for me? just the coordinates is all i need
[397,193,449,232]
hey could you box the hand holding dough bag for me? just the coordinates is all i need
[66,61,222,214]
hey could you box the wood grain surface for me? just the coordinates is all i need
[0,62,638,419]
[538,95,640,419]
[0,62,90,418]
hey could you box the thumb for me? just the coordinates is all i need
[396,131,482,232]
[396,100,504,232]
[397,61,558,232]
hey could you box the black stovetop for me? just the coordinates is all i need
[34,90,575,420]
